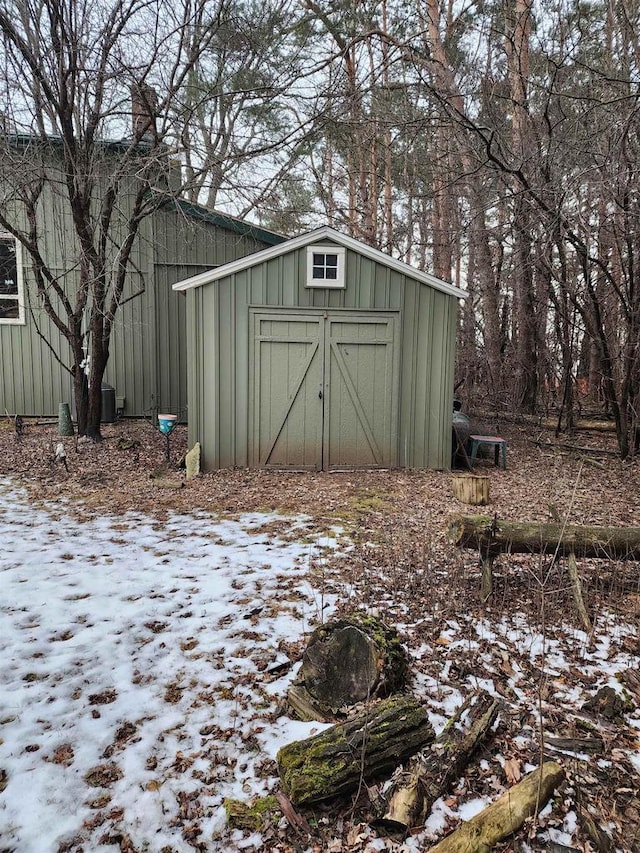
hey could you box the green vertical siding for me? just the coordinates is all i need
[0,183,277,418]
[189,239,460,471]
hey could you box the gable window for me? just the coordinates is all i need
[0,235,24,324]
[306,245,345,288]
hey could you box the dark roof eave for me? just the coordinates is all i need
[167,198,285,246]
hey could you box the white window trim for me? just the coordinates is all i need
[306,245,346,289]
[0,234,25,326]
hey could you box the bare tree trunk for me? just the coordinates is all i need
[505,0,537,411]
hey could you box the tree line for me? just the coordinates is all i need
[0,0,638,455]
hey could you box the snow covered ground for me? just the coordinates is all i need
[1,474,639,852]
[0,478,337,852]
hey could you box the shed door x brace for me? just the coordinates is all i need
[251,310,399,471]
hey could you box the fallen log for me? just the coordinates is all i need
[426,760,565,853]
[276,695,434,805]
[545,735,604,755]
[577,803,615,853]
[450,515,633,617]
[531,438,618,457]
[450,516,640,560]
[376,691,500,833]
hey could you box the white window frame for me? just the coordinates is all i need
[0,234,25,325]
[306,245,346,289]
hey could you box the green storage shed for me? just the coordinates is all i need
[173,226,466,471]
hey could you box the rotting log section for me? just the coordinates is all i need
[276,695,434,805]
[377,690,500,833]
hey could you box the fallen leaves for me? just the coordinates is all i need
[46,743,75,766]
[144,620,168,634]
[164,681,185,704]
[84,763,124,788]
[503,757,521,785]
[88,688,117,705]
[102,722,138,758]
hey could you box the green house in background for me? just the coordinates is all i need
[174,226,466,471]
[0,200,283,420]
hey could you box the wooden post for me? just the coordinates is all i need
[567,551,592,632]
[481,555,494,601]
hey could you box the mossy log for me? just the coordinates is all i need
[426,761,565,853]
[277,695,434,805]
[378,691,500,833]
[450,515,640,560]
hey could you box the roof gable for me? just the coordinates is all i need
[172,226,467,299]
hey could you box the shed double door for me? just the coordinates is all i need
[252,311,399,470]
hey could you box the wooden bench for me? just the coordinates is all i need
[469,435,507,470]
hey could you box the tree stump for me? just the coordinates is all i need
[287,614,408,720]
[277,695,434,805]
[452,474,490,506]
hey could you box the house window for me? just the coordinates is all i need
[0,235,23,324]
[306,245,345,288]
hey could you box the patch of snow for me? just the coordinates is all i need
[422,796,453,838]
[0,479,338,852]
[457,796,491,820]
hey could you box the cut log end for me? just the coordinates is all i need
[287,614,408,719]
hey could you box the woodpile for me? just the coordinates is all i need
[229,614,574,850]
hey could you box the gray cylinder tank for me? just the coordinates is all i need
[101,383,116,423]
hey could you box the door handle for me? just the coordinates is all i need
[318,389,323,399]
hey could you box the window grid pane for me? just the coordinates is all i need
[307,246,344,288]
[0,236,21,322]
